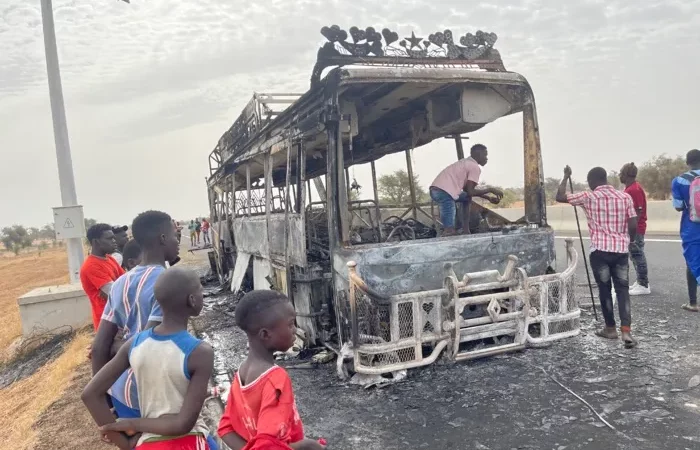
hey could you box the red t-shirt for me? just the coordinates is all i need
[218,366,304,446]
[79,254,125,330]
[624,181,647,235]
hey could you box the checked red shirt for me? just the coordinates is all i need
[567,185,636,254]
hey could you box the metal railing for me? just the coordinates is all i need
[346,238,579,374]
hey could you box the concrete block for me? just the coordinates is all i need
[17,284,91,336]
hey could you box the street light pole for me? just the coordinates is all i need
[40,0,85,283]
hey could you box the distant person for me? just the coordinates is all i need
[218,290,325,450]
[556,166,638,348]
[110,225,129,266]
[91,210,180,422]
[120,239,142,271]
[620,163,651,295]
[82,267,215,450]
[195,219,202,245]
[173,219,183,244]
[80,224,124,331]
[429,144,503,236]
[188,220,196,247]
[672,149,700,312]
[202,218,211,245]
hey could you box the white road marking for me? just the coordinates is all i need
[555,236,682,244]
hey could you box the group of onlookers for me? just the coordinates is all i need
[76,211,323,450]
[187,218,210,247]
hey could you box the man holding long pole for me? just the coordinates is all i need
[556,166,639,348]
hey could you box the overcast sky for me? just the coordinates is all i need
[1,0,699,229]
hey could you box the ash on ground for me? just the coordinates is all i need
[193,270,700,450]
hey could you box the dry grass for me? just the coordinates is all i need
[0,248,70,358]
[32,361,112,450]
[0,331,93,450]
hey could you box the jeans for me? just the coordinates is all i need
[590,250,632,330]
[629,234,648,287]
[203,230,210,244]
[429,187,471,229]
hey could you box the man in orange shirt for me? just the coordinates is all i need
[80,223,125,331]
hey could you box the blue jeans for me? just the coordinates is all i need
[430,187,471,229]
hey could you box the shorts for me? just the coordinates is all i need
[136,434,210,450]
[111,395,140,419]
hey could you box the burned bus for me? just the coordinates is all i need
[206,26,580,375]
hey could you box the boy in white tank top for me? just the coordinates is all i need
[82,267,214,450]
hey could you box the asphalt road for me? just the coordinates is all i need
[199,237,700,450]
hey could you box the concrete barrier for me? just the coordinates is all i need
[17,284,91,336]
[496,201,680,235]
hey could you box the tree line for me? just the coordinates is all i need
[375,154,688,208]
[1,218,97,256]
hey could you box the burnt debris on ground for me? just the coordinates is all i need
[0,328,74,389]
[191,247,700,450]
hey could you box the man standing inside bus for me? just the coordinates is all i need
[429,143,503,236]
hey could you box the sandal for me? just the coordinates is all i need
[595,328,618,340]
[681,303,699,312]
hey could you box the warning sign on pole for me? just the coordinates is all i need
[53,206,85,240]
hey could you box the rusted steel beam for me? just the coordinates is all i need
[405,149,418,220]
[523,104,545,225]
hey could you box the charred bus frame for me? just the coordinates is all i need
[207,26,580,374]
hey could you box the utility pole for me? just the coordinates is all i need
[40,0,84,283]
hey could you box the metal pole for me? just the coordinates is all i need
[40,0,84,283]
[454,135,465,160]
[405,149,418,220]
[569,178,598,321]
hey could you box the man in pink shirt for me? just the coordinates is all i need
[429,144,503,235]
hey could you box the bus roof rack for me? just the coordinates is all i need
[310,25,506,87]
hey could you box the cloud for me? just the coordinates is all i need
[1,0,700,227]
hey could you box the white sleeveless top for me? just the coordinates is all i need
[129,328,209,445]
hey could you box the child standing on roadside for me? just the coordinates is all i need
[217,290,325,450]
[82,267,215,450]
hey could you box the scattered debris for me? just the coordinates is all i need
[275,335,305,360]
[516,358,621,435]
[582,374,619,383]
[312,350,335,364]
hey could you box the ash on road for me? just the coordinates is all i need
[194,239,700,450]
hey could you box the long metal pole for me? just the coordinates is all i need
[569,178,598,321]
[40,0,84,283]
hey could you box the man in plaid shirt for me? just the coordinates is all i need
[556,166,639,348]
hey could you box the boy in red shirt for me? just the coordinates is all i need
[620,163,651,296]
[80,223,125,330]
[217,291,325,450]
